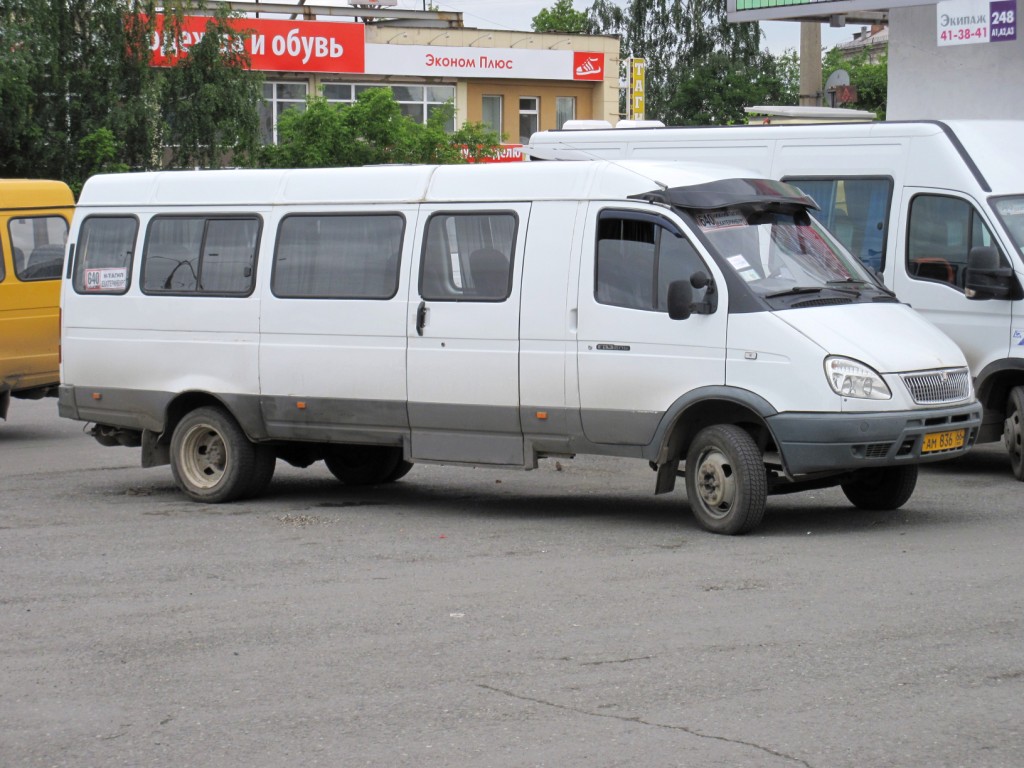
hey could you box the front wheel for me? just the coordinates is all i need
[170,406,274,503]
[684,425,767,535]
[1003,386,1024,481]
[324,445,411,486]
[840,465,918,510]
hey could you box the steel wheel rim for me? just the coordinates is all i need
[694,448,736,520]
[180,423,228,489]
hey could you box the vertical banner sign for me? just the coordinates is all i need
[628,57,646,120]
[937,0,1017,45]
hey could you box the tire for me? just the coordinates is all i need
[684,425,767,535]
[324,445,411,486]
[1003,386,1024,481]
[840,465,918,510]
[170,406,273,503]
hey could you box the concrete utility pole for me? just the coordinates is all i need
[799,21,822,106]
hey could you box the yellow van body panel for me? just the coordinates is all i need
[0,180,75,407]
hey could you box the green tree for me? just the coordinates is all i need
[586,0,797,124]
[159,9,263,169]
[259,88,502,169]
[0,0,263,189]
[532,0,591,33]
[823,48,887,119]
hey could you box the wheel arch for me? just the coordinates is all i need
[648,387,779,494]
[974,359,1024,442]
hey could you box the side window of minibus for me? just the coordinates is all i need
[9,215,69,281]
[907,195,999,291]
[272,213,404,299]
[786,177,891,272]
[141,216,260,296]
[595,212,706,312]
[73,216,138,295]
[420,212,516,301]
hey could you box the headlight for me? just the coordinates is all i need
[824,356,892,400]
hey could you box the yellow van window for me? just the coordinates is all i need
[9,216,68,281]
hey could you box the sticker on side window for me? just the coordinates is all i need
[695,210,746,231]
[84,267,127,292]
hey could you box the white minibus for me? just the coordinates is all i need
[59,161,982,534]
[527,120,1024,479]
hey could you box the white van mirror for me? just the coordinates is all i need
[667,271,714,320]
[964,246,1018,301]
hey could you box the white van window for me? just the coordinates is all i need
[907,195,997,290]
[785,177,891,272]
[992,197,1024,258]
[420,213,516,302]
[73,216,138,295]
[596,213,707,312]
[141,216,260,296]
[9,215,68,281]
[272,214,403,299]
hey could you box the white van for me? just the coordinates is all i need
[59,161,982,534]
[527,120,1024,479]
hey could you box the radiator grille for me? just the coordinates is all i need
[900,368,971,405]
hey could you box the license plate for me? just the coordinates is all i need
[922,429,966,452]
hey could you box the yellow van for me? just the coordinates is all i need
[0,180,75,420]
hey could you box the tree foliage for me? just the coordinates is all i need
[823,48,887,120]
[0,0,262,190]
[532,0,591,33]
[583,0,797,124]
[258,88,502,169]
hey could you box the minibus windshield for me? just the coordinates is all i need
[691,207,888,303]
[992,196,1024,258]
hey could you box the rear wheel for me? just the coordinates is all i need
[324,445,411,486]
[841,465,918,510]
[170,406,274,503]
[685,425,767,535]
[1003,386,1024,481]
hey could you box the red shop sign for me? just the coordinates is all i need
[148,14,366,74]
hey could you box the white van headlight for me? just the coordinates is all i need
[824,356,892,400]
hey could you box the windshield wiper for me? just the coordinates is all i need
[766,285,858,299]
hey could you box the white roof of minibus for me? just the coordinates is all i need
[75,160,765,208]
[527,120,1024,196]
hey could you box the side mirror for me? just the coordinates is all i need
[964,246,1016,300]
[667,271,715,320]
[667,280,693,320]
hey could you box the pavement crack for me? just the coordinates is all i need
[478,684,813,768]
[579,655,653,666]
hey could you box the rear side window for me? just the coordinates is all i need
[785,177,892,272]
[142,216,261,296]
[420,212,517,301]
[596,211,707,312]
[907,194,1000,290]
[73,216,138,294]
[9,215,69,282]
[272,214,404,299]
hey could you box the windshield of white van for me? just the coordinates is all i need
[992,197,1024,258]
[691,207,890,305]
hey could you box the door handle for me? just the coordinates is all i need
[416,301,428,336]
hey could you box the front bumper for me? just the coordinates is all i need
[767,400,983,476]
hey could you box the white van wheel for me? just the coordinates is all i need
[171,406,272,503]
[685,425,767,535]
[1004,386,1024,481]
[840,466,918,510]
[324,445,411,486]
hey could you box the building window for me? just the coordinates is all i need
[482,95,503,135]
[261,82,308,144]
[519,97,539,144]
[323,83,456,132]
[556,96,576,129]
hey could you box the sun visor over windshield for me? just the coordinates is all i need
[629,178,819,211]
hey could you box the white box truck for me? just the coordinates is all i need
[527,120,1024,479]
[59,161,981,534]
